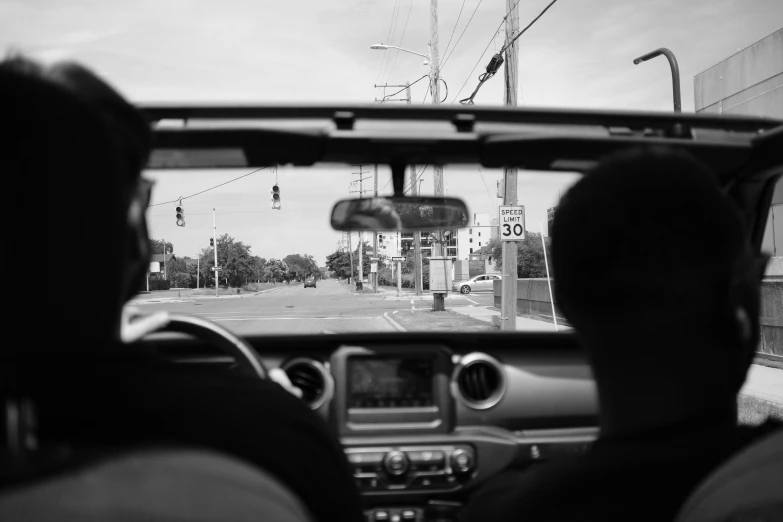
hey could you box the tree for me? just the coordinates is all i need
[283,254,320,281]
[150,239,174,255]
[326,250,352,279]
[263,259,288,283]
[485,232,552,278]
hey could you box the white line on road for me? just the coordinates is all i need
[464,297,480,305]
[206,315,383,321]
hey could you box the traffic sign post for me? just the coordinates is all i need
[392,257,405,297]
[499,205,525,241]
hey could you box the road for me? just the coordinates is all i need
[132,279,495,335]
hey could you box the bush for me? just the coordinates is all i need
[148,279,170,291]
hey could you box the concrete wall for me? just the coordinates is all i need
[694,28,783,117]
[493,278,568,324]
[495,278,781,360]
[760,280,783,358]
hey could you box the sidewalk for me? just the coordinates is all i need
[128,286,286,305]
[354,285,476,301]
[741,364,783,406]
[452,305,571,332]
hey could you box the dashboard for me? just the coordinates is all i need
[155,332,599,522]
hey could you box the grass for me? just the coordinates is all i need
[391,310,498,332]
[738,394,783,426]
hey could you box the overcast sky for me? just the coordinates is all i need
[4,0,781,264]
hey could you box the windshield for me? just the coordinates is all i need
[138,165,579,334]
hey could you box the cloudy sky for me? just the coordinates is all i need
[4,0,781,263]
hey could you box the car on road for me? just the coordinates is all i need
[453,274,501,294]
[304,276,317,288]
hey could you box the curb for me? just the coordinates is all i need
[383,312,407,332]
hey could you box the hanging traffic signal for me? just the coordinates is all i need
[210,238,214,248]
[271,184,281,210]
[378,234,384,245]
[175,204,185,227]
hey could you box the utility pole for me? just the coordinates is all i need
[197,254,200,290]
[358,165,364,290]
[430,0,447,311]
[348,232,354,285]
[213,208,219,297]
[373,164,378,293]
[162,238,167,281]
[500,0,519,330]
[411,166,423,296]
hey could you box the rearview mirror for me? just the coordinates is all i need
[330,196,469,231]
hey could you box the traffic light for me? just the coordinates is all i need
[210,238,214,248]
[175,204,185,226]
[271,184,281,210]
[378,234,384,245]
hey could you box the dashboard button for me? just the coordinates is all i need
[409,474,455,490]
[383,450,410,476]
[450,449,474,474]
[408,450,445,471]
[356,476,381,491]
[401,509,416,520]
[374,511,390,521]
[348,452,385,473]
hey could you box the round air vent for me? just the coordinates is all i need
[452,353,506,409]
[282,358,333,410]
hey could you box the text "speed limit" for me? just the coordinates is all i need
[499,205,525,241]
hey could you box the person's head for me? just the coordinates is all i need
[4,55,152,345]
[551,147,766,432]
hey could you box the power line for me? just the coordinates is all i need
[385,0,415,84]
[441,0,467,59]
[440,0,485,71]
[373,0,402,93]
[453,0,559,105]
[499,0,559,55]
[449,27,501,104]
[147,166,269,207]
[477,166,496,209]
[379,74,428,102]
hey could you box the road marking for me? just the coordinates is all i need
[464,297,480,305]
[383,312,407,332]
[206,315,383,322]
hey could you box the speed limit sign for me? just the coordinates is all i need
[499,205,525,241]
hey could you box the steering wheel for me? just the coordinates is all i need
[156,314,269,380]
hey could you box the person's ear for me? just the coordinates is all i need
[734,306,753,347]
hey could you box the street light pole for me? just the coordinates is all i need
[213,208,219,297]
[633,48,681,113]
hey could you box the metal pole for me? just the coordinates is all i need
[430,0,447,311]
[162,238,166,281]
[500,0,520,331]
[540,222,558,332]
[197,254,199,290]
[373,164,378,293]
[397,260,402,297]
[633,48,681,113]
[213,209,219,297]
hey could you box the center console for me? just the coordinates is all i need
[331,345,469,521]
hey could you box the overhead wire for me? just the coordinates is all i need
[439,0,486,72]
[373,0,402,95]
[380,74,428,102]
[441,0,468,59]
[385,0,415,84]
[147,166,269,207]
[455,0,559,105]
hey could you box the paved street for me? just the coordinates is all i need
[130,279,496,335]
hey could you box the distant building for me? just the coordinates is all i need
[547,206,558,238]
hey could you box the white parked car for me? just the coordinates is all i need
[452,274,501,294]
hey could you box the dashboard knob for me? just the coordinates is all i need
[383,450,410,476]
[450,449,474,474]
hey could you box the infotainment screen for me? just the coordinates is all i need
[348,357,434,408]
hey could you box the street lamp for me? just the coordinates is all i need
[370,44,430,66]
[633,48,681,113]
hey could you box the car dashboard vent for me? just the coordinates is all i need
[454,353,506,409]
[282,359,332,410]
